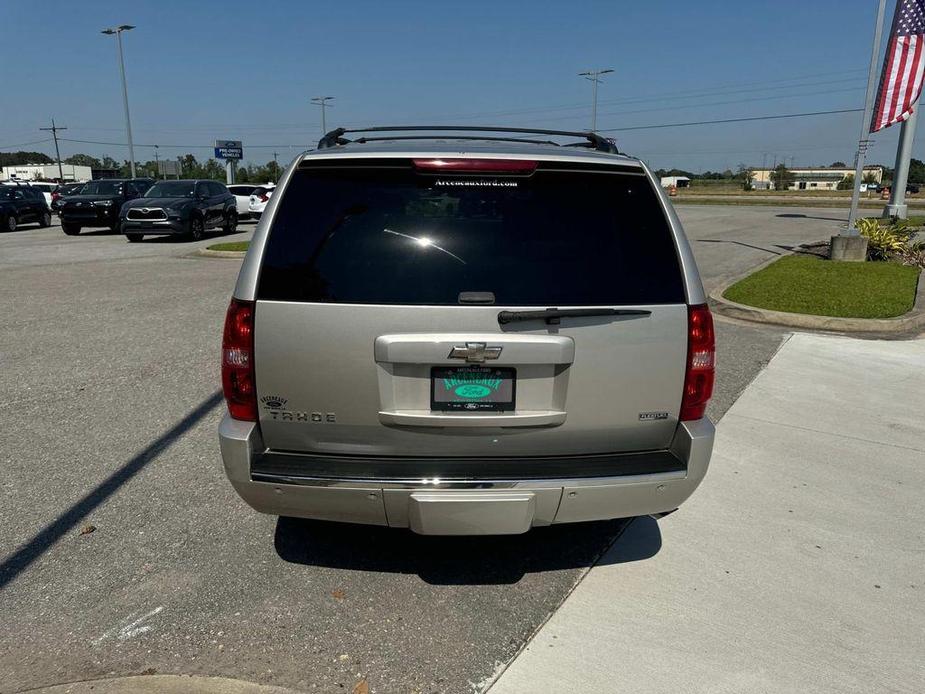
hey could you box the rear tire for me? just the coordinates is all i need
[6,215,16,232]
[39,212,51,228]
[188,216,205,242]
[223,211,238,234]
[62,223,80,236]
[126,234,143,243]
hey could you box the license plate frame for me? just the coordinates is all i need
[430,366,516,412]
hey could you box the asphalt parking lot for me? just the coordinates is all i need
[0,206,847,693]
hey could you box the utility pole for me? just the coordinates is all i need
[39,119,67,182]
[154,145,160,179]
[273,151,279,182]
[845,0,887,237]
[101,24,137,178]
[311,96,334,135]
[578,68,614,132]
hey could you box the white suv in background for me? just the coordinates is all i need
[247,183,276,219]
[227,184,258,219]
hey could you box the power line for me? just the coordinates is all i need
[598,108,864,133]
[0,138,53,150]
[58,137,311,150]
[54,73,870,136]
[511,86,865,127]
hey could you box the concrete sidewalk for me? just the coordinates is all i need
[487,333,925,694]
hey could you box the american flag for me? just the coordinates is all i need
[871,0,925,132]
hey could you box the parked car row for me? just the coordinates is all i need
[2,177,272,242]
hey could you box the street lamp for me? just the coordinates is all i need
[101,24,137,178]
[578,68,614,132]
[311,96,334,135]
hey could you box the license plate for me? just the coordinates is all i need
[431,366,516,412]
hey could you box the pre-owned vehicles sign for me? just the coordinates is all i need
[215,140,243,160]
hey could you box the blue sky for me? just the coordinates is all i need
[1,0,917,171]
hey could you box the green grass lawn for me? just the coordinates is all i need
[863,214,925,227]
[206,241,250,252]
[724,255,920,318]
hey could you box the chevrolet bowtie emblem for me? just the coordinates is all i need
[448,342,502,363]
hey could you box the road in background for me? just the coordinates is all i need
[0,206,844,692]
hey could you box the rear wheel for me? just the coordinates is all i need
[62,223,80,236]
[126,234,143,243]
[5,215,16,232]
[39,212,51,228]
[187,216,205,242]
[223,211,238,234]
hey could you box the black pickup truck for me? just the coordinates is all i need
[59,178,154,235]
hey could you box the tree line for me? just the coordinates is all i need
[5,149,924,190]
[1,150,281,184]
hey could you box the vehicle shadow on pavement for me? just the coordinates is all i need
[0,390,224,591]
[273,515,661,585]
[775,213,846,222]
[697,238,784,255]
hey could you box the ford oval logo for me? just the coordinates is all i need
[454,384,492,398]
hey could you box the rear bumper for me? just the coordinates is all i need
[218,415,714,535]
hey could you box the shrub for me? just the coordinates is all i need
[899,240,925,269]
[857,218,916,260]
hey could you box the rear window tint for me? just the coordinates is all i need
[257,163,684,306]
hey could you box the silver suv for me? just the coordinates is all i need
[219,126,715,535]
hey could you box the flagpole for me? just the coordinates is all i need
[884,107,920,218]
[846,0,888,237]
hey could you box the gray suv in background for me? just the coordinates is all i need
[120,179,237,242]
[219,126,715,535]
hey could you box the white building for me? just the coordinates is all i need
[750,165,883,191]
[659,176,691,188]
[1,163,92,182]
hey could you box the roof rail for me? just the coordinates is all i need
[317,126,619,154]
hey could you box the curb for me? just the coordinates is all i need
[709,252,925,335]
[195,248,246,259]
[18,674,302,694]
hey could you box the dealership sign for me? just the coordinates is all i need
[214,139,243,160]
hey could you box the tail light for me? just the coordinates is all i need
[222,298,257,421]
[258,193,269,202]
[680,304,715,421]
[52,192,61,201]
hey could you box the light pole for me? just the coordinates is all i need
[579,68,613,132]
[311,96,334,135]
[101,24,137,178]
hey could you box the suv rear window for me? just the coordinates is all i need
[257,162,685,306]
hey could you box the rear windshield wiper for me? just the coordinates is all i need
[497,307,651,326]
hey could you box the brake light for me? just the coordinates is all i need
[413,158,537,174]
[222,298,257,421]
[680,304,715,421]
[258,194,269,202]
[52,192,60,201]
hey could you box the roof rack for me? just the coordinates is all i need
[318,126,620,154]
